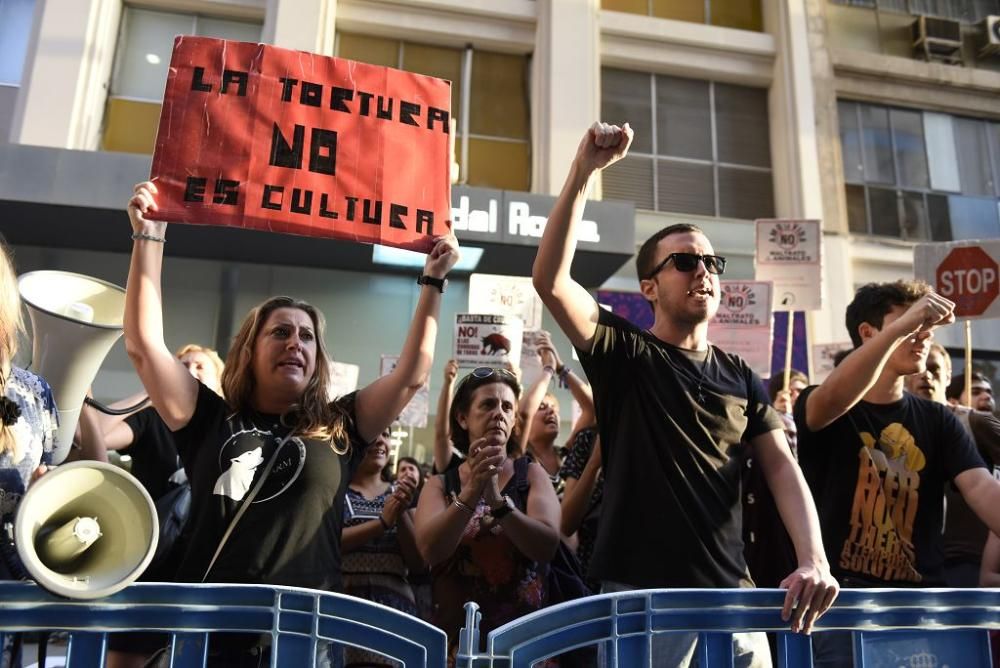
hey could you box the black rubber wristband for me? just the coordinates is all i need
[416,275,446,293]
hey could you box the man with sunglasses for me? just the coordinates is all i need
[533,122,837,665]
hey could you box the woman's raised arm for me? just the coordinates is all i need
[123,182,199,431]
[355,234,459,443]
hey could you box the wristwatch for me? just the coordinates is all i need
[489,495,516,521]
[416,275,447,293]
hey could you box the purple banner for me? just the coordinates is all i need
[770,311,809,379]
[595,290,654,330]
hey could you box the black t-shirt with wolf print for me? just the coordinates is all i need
[795,386,986,586]
[171,382,365,591]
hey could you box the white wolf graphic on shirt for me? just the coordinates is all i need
[213,447,265,501]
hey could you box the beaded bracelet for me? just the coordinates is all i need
[132,232,165,243]
[558,366,571,388]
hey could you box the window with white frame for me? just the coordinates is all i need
[839,100,1000,240]
[601,0,763,32]
[830,0,999,23]
[600,68,774,220]
[0,0,36,86]
[102,6,261,154]
[336,33,531,192]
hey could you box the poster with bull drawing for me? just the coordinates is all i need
[454,314,524,368]
[707,280,773,377]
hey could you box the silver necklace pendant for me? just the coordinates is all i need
[694,348,711,404]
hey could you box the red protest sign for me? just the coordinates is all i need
[936,246,999,317]
[150,37,452,252]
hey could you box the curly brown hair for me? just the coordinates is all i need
[222,296,351,453]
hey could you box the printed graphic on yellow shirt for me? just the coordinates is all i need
[840,423,926,583]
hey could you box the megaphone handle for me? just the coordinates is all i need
[84,395,150,416]
[201,433,294,582]
[0,523,27,580]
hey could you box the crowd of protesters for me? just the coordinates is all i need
[3,122,1000,668]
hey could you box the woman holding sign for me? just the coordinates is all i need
[125,181,458,665]
[414,367,560,658]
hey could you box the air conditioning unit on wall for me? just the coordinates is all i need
[980,16,1000,57]
[911,15,964,65]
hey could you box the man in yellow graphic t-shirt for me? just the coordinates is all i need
[794,280,1000,668]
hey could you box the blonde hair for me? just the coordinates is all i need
[221,296,351,453]
[175,343,225,386]
[0,241,24,455]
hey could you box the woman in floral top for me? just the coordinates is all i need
[0,241,58,582]
[414,367,560,660]
[0,241,58,667]
[342,429,422,667]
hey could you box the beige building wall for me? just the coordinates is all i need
[7,0,1000,402]
[810,0,1000,351]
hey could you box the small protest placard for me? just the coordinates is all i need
[708,281,773,377]
[454,314,524,367]
[379,355,429,428]
[327,361,359,401]
[520,330,544,368]
[811,342,854,384]
[150,37,452,252]
[468,274,543,331]
[755,219,822,311]
[914,240,1000,320]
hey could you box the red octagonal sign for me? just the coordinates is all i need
[936,246,999,317]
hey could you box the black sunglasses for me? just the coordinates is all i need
[645,252,727,279]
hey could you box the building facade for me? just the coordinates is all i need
[2,0,999,456]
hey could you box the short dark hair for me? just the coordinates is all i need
[845,280,931,348]
[448,370,522,455]
[947,371,991,401]
[767,370,808,403]
[832,348,852,368]
[396,456,425,488]
[636,223,705,282]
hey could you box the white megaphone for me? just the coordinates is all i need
[18,270,127,464]
[14,461,158,599]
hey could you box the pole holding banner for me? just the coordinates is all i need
[783,313,795,392]
[965,320,973,409]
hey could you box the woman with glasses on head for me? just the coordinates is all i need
[125,181,458,665]
[414,367,560,658]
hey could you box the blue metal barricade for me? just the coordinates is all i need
[0,581,447,667]
[3,583,1000,666]
[456,588,1000,667]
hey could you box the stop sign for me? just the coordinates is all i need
[936,246,999,317]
